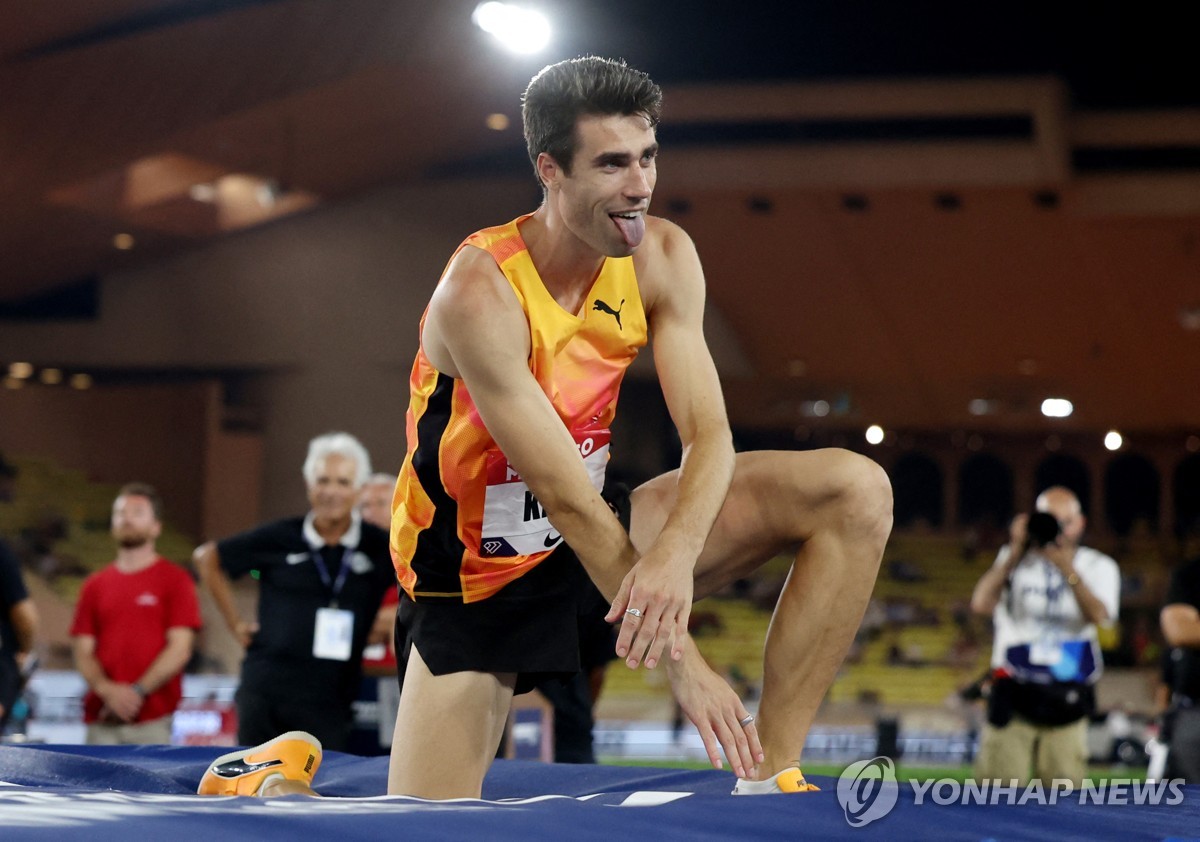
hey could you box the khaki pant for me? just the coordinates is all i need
[974,715,1088,786]
[86,715,173,746]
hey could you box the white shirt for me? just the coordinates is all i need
[988,544,1120,679]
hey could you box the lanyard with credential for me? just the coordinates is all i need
[310,546,353,609]
[1038,551,1077,648]
[1043,558,1066,617]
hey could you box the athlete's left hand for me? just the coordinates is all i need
[606,549,693,669]
[666,638,763,778]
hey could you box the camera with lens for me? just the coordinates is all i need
[1025,511,1062,548]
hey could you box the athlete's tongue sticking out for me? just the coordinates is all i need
[611,213,645,249]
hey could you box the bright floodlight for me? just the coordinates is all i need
[472,3,551,54]
[1104,430,1123,451]
[865,425,885,445]
[1040,398,1073,418]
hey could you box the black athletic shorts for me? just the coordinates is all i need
[397,484,629,695]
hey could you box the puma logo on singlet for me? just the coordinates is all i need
[593,298,624,330]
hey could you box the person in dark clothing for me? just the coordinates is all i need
[1161,555,1200,783]
[194,432,394,751]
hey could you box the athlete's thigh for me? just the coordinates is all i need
[389,645,516,797]
[628,448,863,599]
[394,644,516,734]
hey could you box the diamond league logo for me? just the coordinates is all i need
[836,756,899,827]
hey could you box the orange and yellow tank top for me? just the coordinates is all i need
[390,215,648,603]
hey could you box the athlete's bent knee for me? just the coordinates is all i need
[829,449,893,542]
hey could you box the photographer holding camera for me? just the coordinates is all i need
[970,486,1120,785]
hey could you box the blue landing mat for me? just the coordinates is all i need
[0,744,1198,841]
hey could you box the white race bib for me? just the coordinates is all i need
[479,428,610,557]
[313,607,354,661]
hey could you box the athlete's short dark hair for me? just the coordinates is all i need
[522,56,662,188]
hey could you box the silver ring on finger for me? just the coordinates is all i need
[624,607,643,619]
[739,714,755,728]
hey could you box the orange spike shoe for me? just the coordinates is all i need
[197,730,322,796]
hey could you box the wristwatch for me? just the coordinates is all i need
[1066,572,1081,587]
[131,682,147,697]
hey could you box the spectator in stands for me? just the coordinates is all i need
[1159,554,1200,783]
[0,451,39,731]
[969,486,1120,785]
[947,625,982,669]
[70,483,202,744]
[193,432,394,752]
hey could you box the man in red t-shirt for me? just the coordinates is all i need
[70,483,202,744]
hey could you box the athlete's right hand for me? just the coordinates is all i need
[606,550,693,670]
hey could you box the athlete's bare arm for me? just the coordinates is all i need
[605,218,736,668]
[423,246,637,599]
